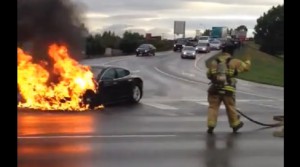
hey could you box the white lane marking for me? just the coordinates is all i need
[196,102,226,109]
[154,67,201,84]
[139,116,252,122]
[236,90,283,100]
[194,55,206,71]
[142,98,283,110]
[81,57,132,66]
[194,51,221,71]
[81,51,172,65]
[182,72,195,77]
[196,100,283,110]
[102,57,132,65]
[245,102,284,110]
[193,52,283,96]
[141,102,178,111]
[256,104,283,110]
[18,134,177,139]
[196,116,241,122]
[155,67,281,100]
[194,52,283,90]
[141,98,283,102]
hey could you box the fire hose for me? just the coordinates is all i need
[236,109,283,127]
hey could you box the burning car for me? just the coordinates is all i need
[82,66,143,109]
[18,44,98,111]
[18,44,143,111]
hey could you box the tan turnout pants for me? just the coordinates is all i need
[207,94,241,128]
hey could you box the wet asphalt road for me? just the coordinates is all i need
[18,50,284,167]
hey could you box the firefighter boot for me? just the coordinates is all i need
[232,121,244,133]
[207,127,214,134]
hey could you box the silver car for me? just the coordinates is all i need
[198,36,210,44]
[181,46,196,59]
[210,40,222,50]
[195,43,210,53]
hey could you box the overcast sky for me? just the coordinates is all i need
[73,0,283,38]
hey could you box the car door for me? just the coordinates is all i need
[99,68,119,102]
[150,44,156,54]
[115,68,132,99]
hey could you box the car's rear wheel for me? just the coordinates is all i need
[130,85,142,103]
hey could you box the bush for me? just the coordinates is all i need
[118,31,145,54]
[147,39,173,51]
[85,35,105,56]
[119,39,142,54]
[254,5,283,56]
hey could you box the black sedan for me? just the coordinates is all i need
[82,66,143,109]
[173,38,188,52]
[136,44,156,56]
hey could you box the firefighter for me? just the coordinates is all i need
[206,41,251,134]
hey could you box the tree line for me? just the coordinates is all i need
[201,4,283,57]
[85,31,173,58]
[254,4,283,56]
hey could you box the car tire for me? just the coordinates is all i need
[130,85,142,103]
[82,89,97,109]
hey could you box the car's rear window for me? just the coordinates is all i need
[199,37,208,40]
[183,47,195,51]
[139,44,149,48]
[90,66,105,77]
[197,43,207,46]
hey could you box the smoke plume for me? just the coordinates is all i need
[17,0,88,60]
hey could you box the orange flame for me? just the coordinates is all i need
[18,44,99,111]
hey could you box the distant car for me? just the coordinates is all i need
[181,46,196,59]
[219,38,227,49]
[82,66,143,109]
[187,38,198,47]
[136,44,156,56]
[195,43,210,53]
[173,38,188,52]
[198,36,210,44]
[233,38,241,49]
[210,40,222,50]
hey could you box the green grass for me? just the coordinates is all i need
[206,42,284,87]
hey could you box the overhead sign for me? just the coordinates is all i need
[174,21,185,35]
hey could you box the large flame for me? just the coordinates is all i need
[18,44,98,111]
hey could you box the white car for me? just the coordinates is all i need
[181,46,196,59]
[210,40,222,50]
[195,43,210,53]
[198,36,210,44]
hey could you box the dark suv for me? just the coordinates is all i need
[173,39,188,52]
[136,44,156,56]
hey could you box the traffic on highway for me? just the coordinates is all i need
[17,0,284,167]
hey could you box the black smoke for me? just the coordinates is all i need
[17,0,88,61]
